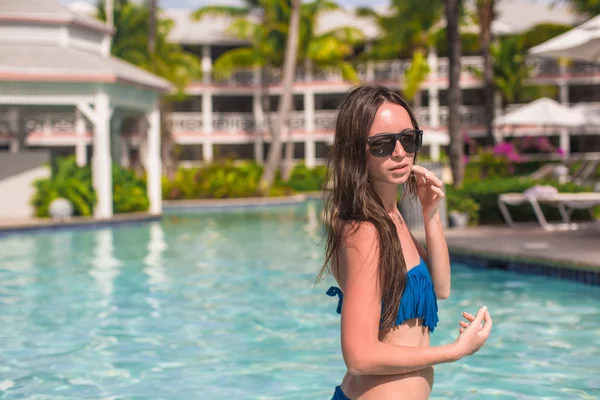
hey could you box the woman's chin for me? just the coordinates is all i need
[388,169,410,183]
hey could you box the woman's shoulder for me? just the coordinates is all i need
[340,219,379,248]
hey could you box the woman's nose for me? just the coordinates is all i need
[392,139,406,158]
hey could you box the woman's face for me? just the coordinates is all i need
[366,101,417,185]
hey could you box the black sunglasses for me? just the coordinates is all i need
[367,130,423,157]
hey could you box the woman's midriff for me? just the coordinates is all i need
[340,318,434,400]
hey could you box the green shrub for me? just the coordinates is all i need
[449,177,596,225]
[164,162,327,200]
[446,190,480,225]
[465,159,554,183]
[285,163,327,192]
[112,165,149,213]
[164,161,267,200]
[31,157,96,217]
[32,156,149,217]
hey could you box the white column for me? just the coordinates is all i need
[304,90,316,168]
[202,91,213,134]
[430,144,440,161]
[427,47,440,128]
[254,140,263,163]
[93,90,113,219]
[252,90,264,164]
[8,108,20,153]
[253,90,265,132]
[559,128,570,158]
[559,60,569,105]
[147,106,162,215]
[202,90,213,163]
[203,139,213,163]
[202,45,212,84]
[75,110,87,166]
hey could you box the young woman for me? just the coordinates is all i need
[317,84,492,400]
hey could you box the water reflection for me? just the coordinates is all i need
[89,229,122,297]
[143,222,169,288]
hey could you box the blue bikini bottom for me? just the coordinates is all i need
[331,386,351,400]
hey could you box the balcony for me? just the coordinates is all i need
[169,107,486,136]
[170,110,338,134]
[202,56,600,88]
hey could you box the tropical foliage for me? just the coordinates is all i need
[471,35,558,110]
[32,156,149,218]
[98,0,201,96]
[192,0,363,82]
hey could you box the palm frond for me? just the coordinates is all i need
[191,6,250,21]
[403,50,430,101]
[212,47,264,80]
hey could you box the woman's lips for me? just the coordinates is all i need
[391,165,408,172]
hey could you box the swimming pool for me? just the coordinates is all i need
[0,201,599,399]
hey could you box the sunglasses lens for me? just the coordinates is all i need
[369,131,422,157]
[400,132,418,153]
[369,136,396,157]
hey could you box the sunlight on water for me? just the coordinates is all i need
[0,201,599,399]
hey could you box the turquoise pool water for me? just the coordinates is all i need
[0,201,599,399]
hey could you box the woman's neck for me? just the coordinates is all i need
[372,180,398,216]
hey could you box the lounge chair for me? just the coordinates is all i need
[498,189,600,231]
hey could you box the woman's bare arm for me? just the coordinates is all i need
[339,221,463,376]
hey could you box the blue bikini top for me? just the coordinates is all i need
[326,257,439,332]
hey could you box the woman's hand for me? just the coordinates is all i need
[454,306,493,358]
[412,165,445,221]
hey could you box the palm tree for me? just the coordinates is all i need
[281,0,363,179]
[475,0,496,147]
[356,1,444,108]
[193,0,362,183]
[563,0,600,16]
[192,0,288,171]
[446,0,465,187]
[487,36,558,110]
[259,0,302,194]
[97,1,201,178]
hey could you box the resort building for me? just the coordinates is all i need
[2,0,600,170]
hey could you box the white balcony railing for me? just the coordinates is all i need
[209,56,600,86]
[169,108,488,135]
[170,112,203,133]
[24,112,79,134]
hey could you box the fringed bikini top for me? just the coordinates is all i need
[326,257,439,332]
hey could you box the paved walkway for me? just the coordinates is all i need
[414,223,600,271]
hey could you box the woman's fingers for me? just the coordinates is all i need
[463,311,475,322]
[460,310,485,331]
[413,166,444,196]
[431,185,445,198]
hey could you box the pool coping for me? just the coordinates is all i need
[447,246,600,286]
[0,193,322,235]
[0,212,161,236]
[163,193,319,211]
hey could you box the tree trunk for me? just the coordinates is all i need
[148,0,157,57]
[446,0,465,188]
[160,99,177,179]
[478,0,495,148]
[259,0,301,194]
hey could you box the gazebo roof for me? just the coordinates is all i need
[0,44,172,91]
[0,0,111,34]
[0,0,172,92]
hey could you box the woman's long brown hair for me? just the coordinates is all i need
[316,84,420,331]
